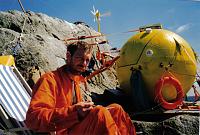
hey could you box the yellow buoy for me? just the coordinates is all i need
[116,28,197,102]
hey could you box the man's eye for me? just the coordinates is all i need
[75,57,83,60]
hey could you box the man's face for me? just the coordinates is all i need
[68,49,92,74]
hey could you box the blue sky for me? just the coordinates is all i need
[0,0,200,55]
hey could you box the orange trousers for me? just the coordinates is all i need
[59,104,136,135]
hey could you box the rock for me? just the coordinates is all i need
[0,10,118,93]
[133,114,199,135]
[0,10,199,135]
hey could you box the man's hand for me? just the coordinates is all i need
[75,101,94,121]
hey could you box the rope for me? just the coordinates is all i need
[1,0,28,52]
[0,122,6,131]
[18,0,35,34]
[182,46,197,66]
[131,103,162,116]
[18,15,27,42]
[166,70,176,78]
[169,70,196,77]
[17,0,26,13]
[17,0,28,33]
[63,27,140,42]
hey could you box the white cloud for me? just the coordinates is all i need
[167,8,175,14]
[175,24,191,33]
[191,0,200,2]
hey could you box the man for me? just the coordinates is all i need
[25,41,136,135]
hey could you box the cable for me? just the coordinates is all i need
[131,103,163,116]
[17,0,26,13]
[169,70,196,77]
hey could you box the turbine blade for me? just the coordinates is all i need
[91,10,95,15]
[100,11,111,17]
[93,5,95,12]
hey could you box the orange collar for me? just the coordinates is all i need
[67,73,86,82]
[60,65,86,83]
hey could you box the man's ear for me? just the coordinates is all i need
[66,51,71,63]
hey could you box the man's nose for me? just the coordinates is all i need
[82,60,88,67]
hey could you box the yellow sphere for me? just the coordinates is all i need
[116,29,197,101]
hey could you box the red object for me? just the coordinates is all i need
[192,85,200,101]
[155,76,184,110]
[65,34,103,41]
[86,56,120,80]
[96,51,102,60]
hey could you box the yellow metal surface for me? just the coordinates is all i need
[0,55,15,66]
[116,29,197,101]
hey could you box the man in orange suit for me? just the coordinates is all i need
[25,41,136,135]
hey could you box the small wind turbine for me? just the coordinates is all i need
[91,6,101,32]
[91,6,111,32]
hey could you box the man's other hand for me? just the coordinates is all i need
[75,101,94,120]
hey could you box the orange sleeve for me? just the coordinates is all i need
[25,73,79,132]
